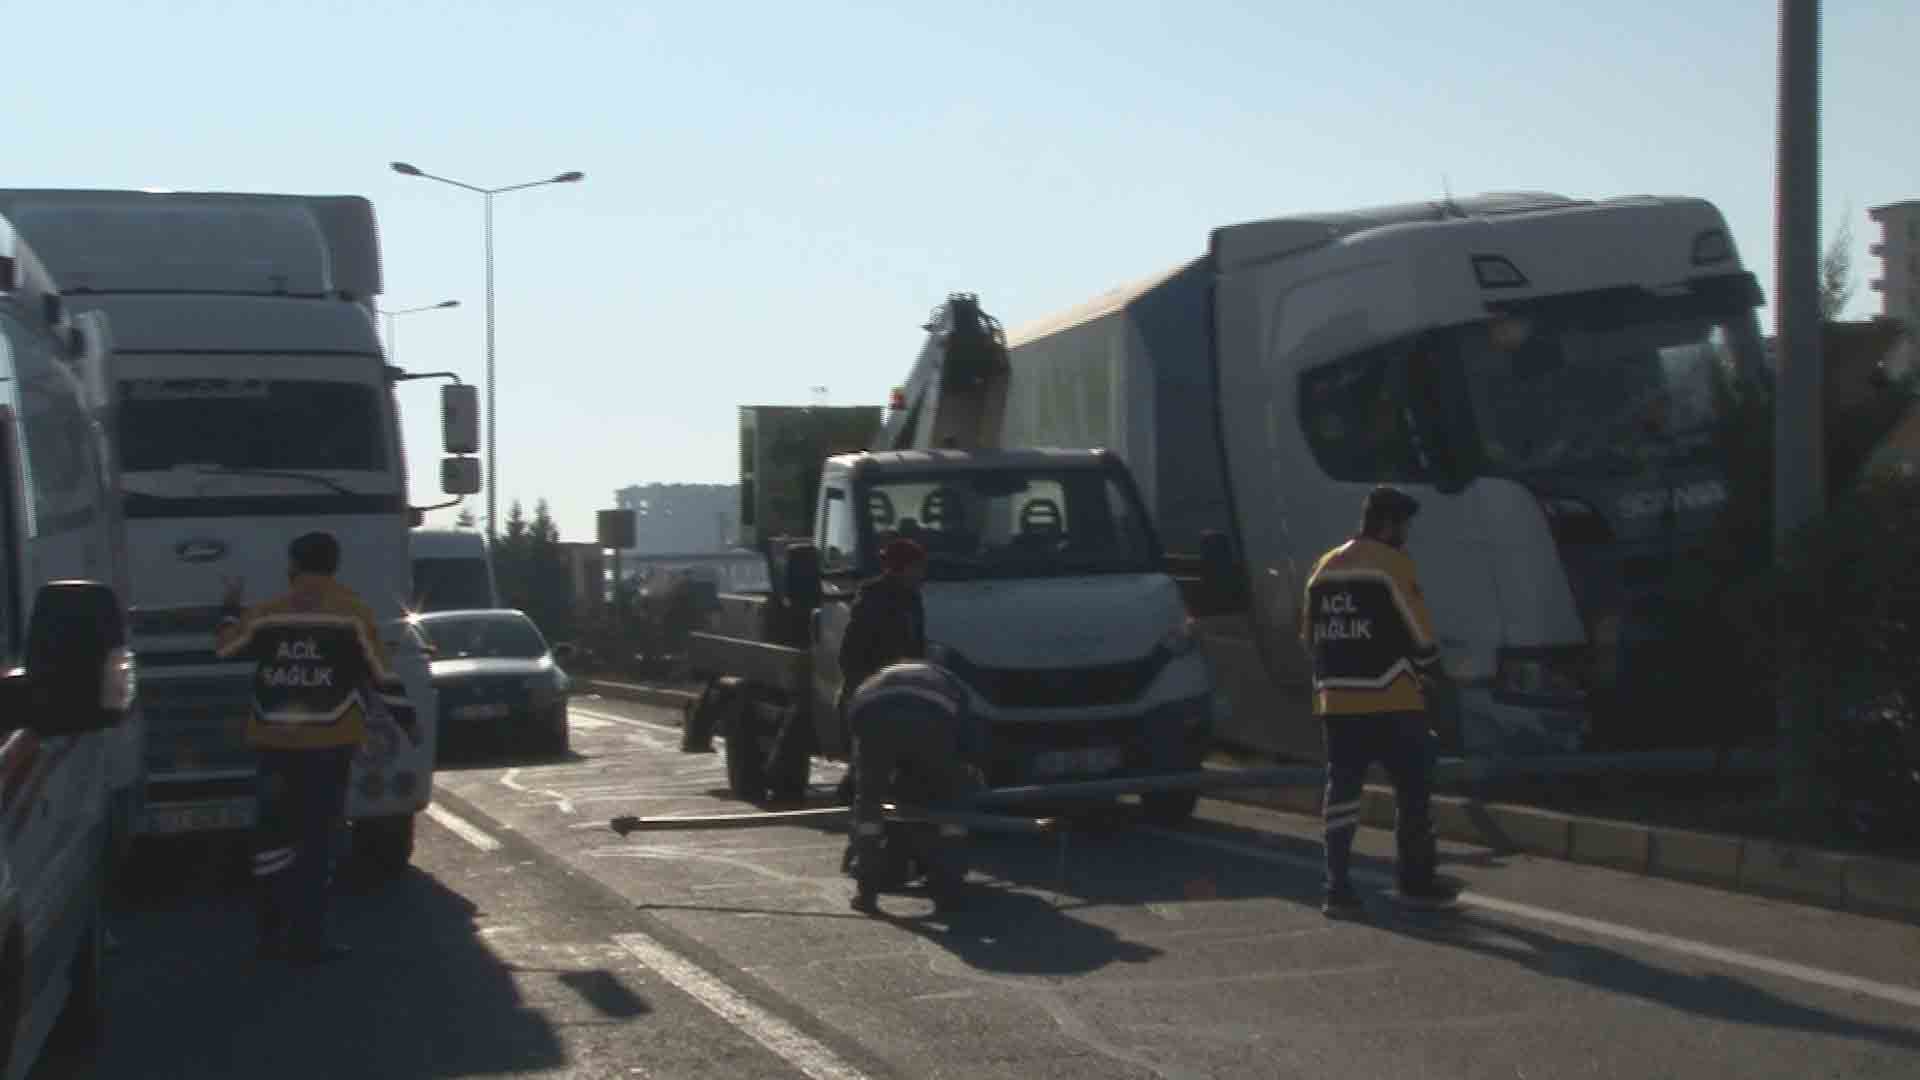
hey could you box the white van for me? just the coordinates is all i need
[410,527,499,612]
[0,220,132,1077]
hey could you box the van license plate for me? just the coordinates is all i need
[141,802,255,835]
[1033,746,1124,778]
[455,703,511,720]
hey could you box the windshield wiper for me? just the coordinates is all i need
[187,464,358,497]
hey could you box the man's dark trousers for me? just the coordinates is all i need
[254,746,354,949]
[1322,711,1438,894]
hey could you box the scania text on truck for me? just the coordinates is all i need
[883,194,1767,761]
[695,393,1219,824]
[0,188,484,871]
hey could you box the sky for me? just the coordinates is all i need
[6,1,1914,543]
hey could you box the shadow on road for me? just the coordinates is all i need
[1379,909,1920,1054]
[36,834,574,1080]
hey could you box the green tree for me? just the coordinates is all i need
[455,505,478,529]
[1819,209,1856,322]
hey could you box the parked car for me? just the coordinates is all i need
[410,610,575,759]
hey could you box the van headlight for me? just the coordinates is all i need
[1159,616,1198,657]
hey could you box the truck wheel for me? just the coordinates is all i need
[721,692,768,803]
[50,883,106,1051]
[355,813,417,877]
[1140,790,1200,827]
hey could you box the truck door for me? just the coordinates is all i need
[809,484,858,755]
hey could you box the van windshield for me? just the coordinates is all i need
[862,466,1157,580]
[411,558,495,613]
[117,377,386,472]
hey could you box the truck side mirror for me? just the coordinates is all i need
[441,456,482,496]
[1198,530,1247,614]
[442,384,481,455]
[2,581,132,737]
[783,543,823,613]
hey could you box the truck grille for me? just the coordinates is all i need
[132,605,230,638]
[140,674,257,775]
[947,648,1169,709]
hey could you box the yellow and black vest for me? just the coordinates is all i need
[1300,537,1442,717]
[214,578,416,751]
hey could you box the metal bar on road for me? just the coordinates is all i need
[969,766,1327,808]
[610,803,1062,836]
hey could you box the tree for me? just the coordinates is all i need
[455,506,477,529]
[1820,208,1856,322]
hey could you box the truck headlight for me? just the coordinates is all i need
[1160,616,1198,657]
[1495,649,1587,703]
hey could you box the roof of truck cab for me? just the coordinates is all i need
[832,447,1112,471]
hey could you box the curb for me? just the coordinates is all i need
[1217,780,1920,925]
[585,679,1920,925]
[583,678,700,712]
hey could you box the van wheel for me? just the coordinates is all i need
[355,814,417,877]
[721,691,768,803]
[1140,791,1200,827]
[49,889,105,1051]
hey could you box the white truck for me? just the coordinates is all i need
[0,219,136,1076]
[883,194,1768,761]
[0,188,483,871]
[409,527,499,612]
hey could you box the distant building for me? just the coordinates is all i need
[612,482,738,555]
[1869,200,1920,377]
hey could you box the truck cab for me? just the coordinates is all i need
[800,448,1217,818]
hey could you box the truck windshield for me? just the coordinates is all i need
[416,614,548,660]
[411,558,494,613]
[1456,308,1760,478]
[117,377,387,473]
[863,467,1156,579]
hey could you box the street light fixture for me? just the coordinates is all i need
[389,160,585,540]
[376,299,461,363]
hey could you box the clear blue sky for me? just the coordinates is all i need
[8,1,1914,542]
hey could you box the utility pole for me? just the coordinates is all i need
[1774,0,1825,817]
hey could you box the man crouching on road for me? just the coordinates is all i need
[843,661,984,916]
[216,531,421,964]
[1302,486,1461,917]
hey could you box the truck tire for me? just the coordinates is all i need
[355,813,417,877]
[1140,790,1200,827]
[720,690,769,803]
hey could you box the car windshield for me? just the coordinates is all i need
[417,614,548,660]
[412,559,494,613]
[1457,309,1761,477]
[117,376,387,472]
[862,466,1156,579]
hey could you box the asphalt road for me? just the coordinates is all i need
[38,692,1920,1079]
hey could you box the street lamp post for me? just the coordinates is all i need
[377,299,461,364]
[390,161,585,540]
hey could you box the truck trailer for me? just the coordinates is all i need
[882,193,1768,761]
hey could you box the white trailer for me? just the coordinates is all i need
[884,193,1768,760]
[0,188,482,871]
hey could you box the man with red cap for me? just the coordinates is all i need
[826,538,929,804]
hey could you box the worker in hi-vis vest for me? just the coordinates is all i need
[1301,486,1462,917]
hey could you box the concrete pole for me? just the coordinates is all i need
[1774,0,1825,815]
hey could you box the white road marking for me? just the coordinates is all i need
[614,932,872,1080]
[426,802,503,852]
[1146,903,1185,922]
[572,707,689,737]
[500,768,577,814]
[569,714,615,731]
[1151,827,1920,1012]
